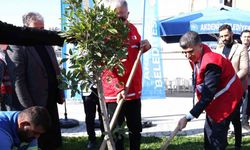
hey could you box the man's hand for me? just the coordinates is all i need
[177,117,188,131]
[140,39,151,53]
[116,90,125,103]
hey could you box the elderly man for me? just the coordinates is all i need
[8,12,64,150]
[177,31,243,149]
[101,0,151,149]
[0,106,51,150]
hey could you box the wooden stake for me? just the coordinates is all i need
[100,48,144,150]
[96,75,116,150]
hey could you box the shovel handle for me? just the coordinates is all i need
[100,48,144,150]
[161,125,180,150]
[124,48,143,95]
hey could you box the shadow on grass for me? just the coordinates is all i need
[62,137,87,150]
[62,135,250,150]
[61,121,85,134]
[142,128,204,137]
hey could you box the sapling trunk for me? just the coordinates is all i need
[95,71,116,150]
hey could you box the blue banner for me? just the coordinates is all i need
[141,0,166,99]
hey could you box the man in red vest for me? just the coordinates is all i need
[177,31,243,149]
[101,1,151,149]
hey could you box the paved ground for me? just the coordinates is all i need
[58,97,250,138]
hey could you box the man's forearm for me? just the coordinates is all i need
[0,21,65,46]
[190,64,222,118]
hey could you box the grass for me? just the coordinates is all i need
[61,135,250,150]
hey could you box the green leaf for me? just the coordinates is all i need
[69,64,80,69]
[96,52,102,57]
[108,28,118,34]
[60,58,68,64]
[71,90,76,97]
[69,48,73,55]
[117,64,125,76]
[58,82,69,90]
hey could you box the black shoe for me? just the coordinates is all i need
[87,140,96,149]
[142,121,153,128]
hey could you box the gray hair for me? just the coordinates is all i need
[179,31,201,49]
[22,12,44,26]
[111,0,128,9]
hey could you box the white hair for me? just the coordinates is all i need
[22,12,44,26]
[110,0,128,10]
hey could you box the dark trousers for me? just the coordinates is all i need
[204,103,240,150]
[242,87,250,121]
[38,92,62,150]
[107,99,142,150]
[82,88,104,142]
[0,94,12,111]
[247,87,250,115]
[231,102,242,148]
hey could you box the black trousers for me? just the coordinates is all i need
[242,86,250,118]
[82,88,104,141]
[231,101,242,148]
[204,103,241,150]
[38,92,62,150]
[107,99,142,150]
[247,87,250,115]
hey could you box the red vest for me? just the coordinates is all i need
[102,23,142,102]
[195,44,243,123]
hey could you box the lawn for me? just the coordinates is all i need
[62,135,250,150]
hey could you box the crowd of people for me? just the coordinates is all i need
[0,0,250,150]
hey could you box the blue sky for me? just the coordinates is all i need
[0,0,145,29]
[0,0,61,28]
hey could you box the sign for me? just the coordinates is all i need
[141,0,166,99]
[191,22,250,34]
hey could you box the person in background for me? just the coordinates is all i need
[8,12,64,150]
[240,29,250,130]
[82,86,104,149]
[177,31,243,150]
[101,0,151,149]
[0,106,51,150]
[0,44,16,111]
[216,24,248,149]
